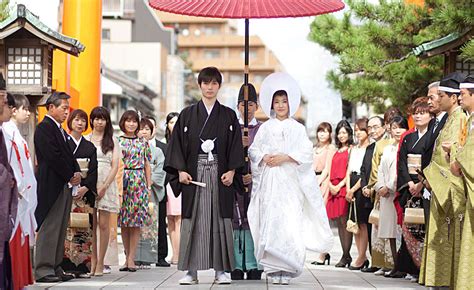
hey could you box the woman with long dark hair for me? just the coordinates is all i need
[326,120,354,267]
[86,106,120,276]
[345,118,370,270]
[163,112,182,264]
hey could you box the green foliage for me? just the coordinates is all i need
[309,0,473,113]
[0,0,9,21]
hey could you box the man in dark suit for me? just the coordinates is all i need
[421,81,448,225]
[146,116,170,267]
[34,92,81,283]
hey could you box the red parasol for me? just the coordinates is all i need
[149,0,345,19]
[149,0,344,205]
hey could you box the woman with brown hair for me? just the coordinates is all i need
[117,110,152,272]
[60,109,98,278]
[311,122,336,265]
[389,98,433,280]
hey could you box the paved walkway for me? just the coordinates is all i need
[27,228,426,289]
[26,260,425,289]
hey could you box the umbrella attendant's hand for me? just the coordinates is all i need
[242,136,250,147]
[221,170,235,187]
[243,174,252,185]
[179,171,192,185]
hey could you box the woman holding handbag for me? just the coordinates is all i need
[60,109,98,278]
[345,118,370,270]
[326,120,354,267]
[392,98,432,280]
[374,116,408,277]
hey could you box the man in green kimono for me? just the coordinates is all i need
[420,72,467,288]
[450,75,473,289]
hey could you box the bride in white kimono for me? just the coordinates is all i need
[247,73,333,285]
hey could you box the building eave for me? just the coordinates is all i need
[413,29,473,58]
[0,4,84,56]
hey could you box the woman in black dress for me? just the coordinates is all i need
[389,97,432,279]
[60,109,98,278]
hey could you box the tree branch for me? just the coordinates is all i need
[379,52,413,67]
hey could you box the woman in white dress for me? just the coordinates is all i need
[374,116,408,273]
[87,107,120,276]
[248,73,333,285]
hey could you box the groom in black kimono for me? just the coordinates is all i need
[164,67,244,285]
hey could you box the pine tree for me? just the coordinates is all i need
[309,0,473,112]
[0,0,9,21]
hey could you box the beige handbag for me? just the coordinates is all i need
[368,200,380,225]
[76,158,90,179]
[404,198,425,224]
[346,199,359,234]
[407,154,422,175]
[69,212,90,228]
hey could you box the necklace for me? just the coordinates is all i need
[90,133,103,144]
[315,144,328,154]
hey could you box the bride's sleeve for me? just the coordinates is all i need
[287,123,313,166]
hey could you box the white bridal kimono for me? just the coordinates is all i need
[248,118,334,277]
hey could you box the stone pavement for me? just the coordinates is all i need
[27,228,426,289]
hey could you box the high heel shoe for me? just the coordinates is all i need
[348,260,369,270]
[335,257,352,268]
[311,253,331,265]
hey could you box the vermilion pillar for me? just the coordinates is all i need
[53,0,102,127]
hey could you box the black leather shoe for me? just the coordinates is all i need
[349,260,369,271]
[58,272,75,282]
[156,259,171,267]
[36,275,60,283]
[311,253,331,266]
[247,269,263,280]
[385,270,406,278]
[335,257,352,268]
[361,266,380,273]
[231,269,244,280]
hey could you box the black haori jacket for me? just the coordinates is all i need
[164,101,245,219]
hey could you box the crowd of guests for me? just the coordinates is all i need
[0,69,472,289]
[312,72,473,289]
[0,70,183,288]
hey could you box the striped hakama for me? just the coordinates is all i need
[178,154,234,271]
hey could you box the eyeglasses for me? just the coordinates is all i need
[368,125,381,131]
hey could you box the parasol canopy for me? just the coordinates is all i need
[149,0,345,19]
